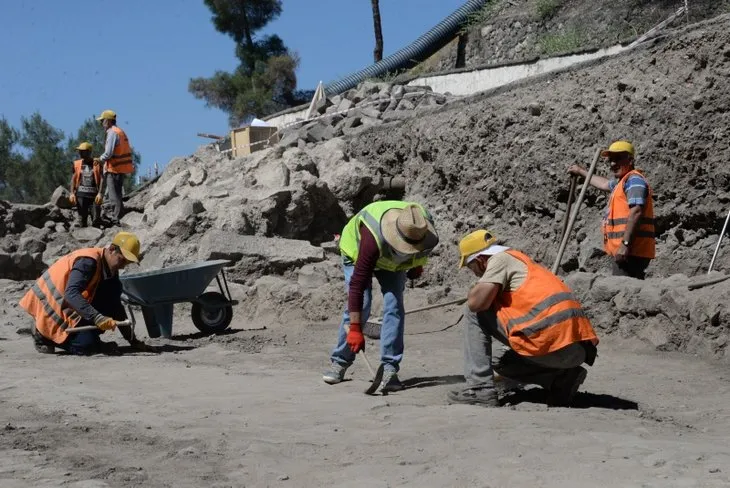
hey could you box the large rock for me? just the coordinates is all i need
[0,252,46,280]
[50,186,72,209]
[197,231,326,282]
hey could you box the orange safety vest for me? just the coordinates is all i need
[72,159,102,195]
[493,250,598,357]
[105,126,134,174]
[19,248,105,345]
[603,169,655,259]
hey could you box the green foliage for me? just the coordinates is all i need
[459,1,498,35]
[538,28,584,55]
[535,0,563,20]
[191,0,310,126]
[0,115,142,204]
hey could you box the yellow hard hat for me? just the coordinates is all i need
[458,229,497,268]
[600,140,634,158]
[76,142,93,151]
[111,231,141,263]
[96,109,117,121]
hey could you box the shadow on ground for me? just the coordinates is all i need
[402,375,464,390]
[169,327,265,341]
[502,388,639,410]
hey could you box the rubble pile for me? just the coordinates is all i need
[277,81,448,148]
[2,15,730,356]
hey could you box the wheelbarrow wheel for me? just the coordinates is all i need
[191,292,233,335]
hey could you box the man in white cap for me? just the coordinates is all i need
[448,229,599,407]
[323,201,439,392]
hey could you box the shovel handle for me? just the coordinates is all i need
[66,320,133,335]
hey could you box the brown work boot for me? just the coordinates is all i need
[548,366,587,407]
[447,388,499,407]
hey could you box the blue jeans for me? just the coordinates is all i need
[330,261,406,372]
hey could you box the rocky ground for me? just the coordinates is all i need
[2,11,730,488]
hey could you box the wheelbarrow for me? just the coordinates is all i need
[119,259,237,338]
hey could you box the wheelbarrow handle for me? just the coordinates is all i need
[66,320,133,335]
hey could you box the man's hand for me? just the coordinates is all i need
[406,266,423,280]
[346,323,365,353]
[615,243,629,263]
[69,193,77,205]
[94,193,103,205]
[94,315,117,331]
[567,165,585,177]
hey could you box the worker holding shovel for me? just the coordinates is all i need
[323,202,439,393]
[568,140,655,279]
[19,232,152,355]
[448,230,599,407]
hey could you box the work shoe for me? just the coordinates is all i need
[379,369,404,394]
[548,366,587,407]
[31,328,55,354]
[322,362,349,384]
[447,388,499,407]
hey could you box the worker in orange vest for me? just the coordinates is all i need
[96,110,134,225]
[19,232,152,355]
[69,142,103,228]
[568,140,655,279]
[448,230,599,407]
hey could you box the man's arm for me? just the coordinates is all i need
[467,282,501,312]
[98,129,118,163]
[568,165,610,192]
[347,226,379,326]
[65,258,103,321]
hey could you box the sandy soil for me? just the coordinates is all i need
[2,300,730,488]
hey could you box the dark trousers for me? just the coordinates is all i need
[106,173,125,223]
[612,256,652,280]
[76,195,99,227]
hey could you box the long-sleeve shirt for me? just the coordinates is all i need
[98,128,119,163]
[65,257,127,323]
[348,225,380,313]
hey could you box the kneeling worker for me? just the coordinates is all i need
[20,232,151,355]
[449,230,599,407]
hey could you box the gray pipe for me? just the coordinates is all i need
[325,0,489,95]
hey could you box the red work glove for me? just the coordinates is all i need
[346,323,365,353]
[406,266,423,280]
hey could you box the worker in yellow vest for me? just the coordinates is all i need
[19,232,151,355]
[69,142,103,227]
[323,201,439,393]
[96,110,134,225]
[568,140,655,279]
[449,230,599,407]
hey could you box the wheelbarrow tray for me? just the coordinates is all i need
[120,259,231,306]
[119,259,236,339]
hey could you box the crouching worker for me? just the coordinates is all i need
[448,230,599,407]
[323,201,439,392]
[20,232,151,355]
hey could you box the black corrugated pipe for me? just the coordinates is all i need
[324,0,488,95]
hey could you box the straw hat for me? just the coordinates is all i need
[381,204,439,255]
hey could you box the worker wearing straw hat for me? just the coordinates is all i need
[323,201,439,393]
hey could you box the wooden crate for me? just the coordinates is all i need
[230,126,279,158]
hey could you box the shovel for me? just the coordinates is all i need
[345,324,384,395]
[364,298,467,338]
[66,319,133,334]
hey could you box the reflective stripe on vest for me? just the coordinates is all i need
[73,159,101,195]
[339,201,432,272]
[603,169,655,259]
[107,126,134,174]
[18,248,104,345]
[494,250,598,357]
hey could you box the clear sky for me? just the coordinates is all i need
[0,0,467,178]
